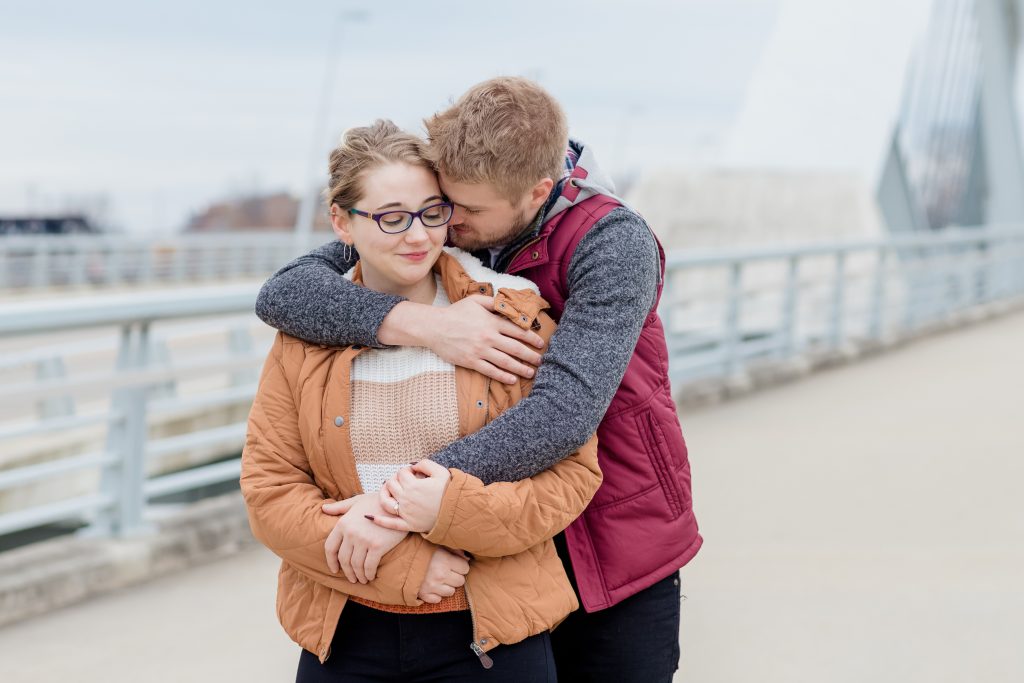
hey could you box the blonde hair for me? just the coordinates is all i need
[324,119,431,211]
[423,77,568,203]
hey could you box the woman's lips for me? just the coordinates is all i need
[399,251,429,262]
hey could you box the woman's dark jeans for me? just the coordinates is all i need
[295,600,556,682]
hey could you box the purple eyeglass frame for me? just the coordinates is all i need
[346,201,454,234]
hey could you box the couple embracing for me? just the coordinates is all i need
[241,76,700,682]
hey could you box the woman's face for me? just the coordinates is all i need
[332,162,448,296]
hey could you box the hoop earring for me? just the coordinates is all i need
[343,243,353,262]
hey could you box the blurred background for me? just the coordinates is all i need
[0,0,931,238]
[2,1,1023,681]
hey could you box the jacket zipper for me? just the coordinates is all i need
[465,578,494,669]
[465,378,494,669]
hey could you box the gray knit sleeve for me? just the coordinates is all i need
[431,207,660,484]
[254,240,404,349]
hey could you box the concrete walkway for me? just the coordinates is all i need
[679,310,1024,682]
[1,311,1022,681]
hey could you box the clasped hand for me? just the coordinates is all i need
[321,493,406,584]
[319,461,450,585]
[374,459,451,533]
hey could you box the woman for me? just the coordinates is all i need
[240,119,601,681]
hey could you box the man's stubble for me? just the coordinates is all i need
[447,207,536,252]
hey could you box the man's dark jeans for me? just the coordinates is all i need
[552,533,682,682]
[296,600,556,682]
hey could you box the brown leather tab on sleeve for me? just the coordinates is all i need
[493,289,550,330]
[468,281,494,297]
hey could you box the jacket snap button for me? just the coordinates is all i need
[334,416,345,427]
[531,251,539,260]
[475,400,484,408]
[480,638,488,644]
[498,303,505,309]
[520,316,527,322]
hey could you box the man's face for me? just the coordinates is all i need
[439,172,536,252]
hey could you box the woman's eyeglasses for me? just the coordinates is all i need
[346,202,454,234]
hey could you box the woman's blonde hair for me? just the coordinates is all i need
[423,77,568,203]
[324,119,431,212]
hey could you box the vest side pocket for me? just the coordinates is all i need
[634,409,687,520]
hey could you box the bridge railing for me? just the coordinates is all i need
[0,285,268,541]
[1,228,1023,544]
[0,232,325,290]
[661,227,1024,381]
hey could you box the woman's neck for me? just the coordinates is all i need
[360,267,437,305]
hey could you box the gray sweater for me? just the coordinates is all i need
[255,206,659,485]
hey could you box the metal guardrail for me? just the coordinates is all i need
[661,227,1024,381]
[1,228,1023,544]
[0,232,325,290]
[0,285,267,538]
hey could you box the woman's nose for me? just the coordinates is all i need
[403,220,430,243]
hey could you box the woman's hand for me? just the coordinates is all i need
[418,547,470,604]
[321,494,408,584]
[375,460,452,533]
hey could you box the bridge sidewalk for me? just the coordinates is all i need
[1,311,1022,681]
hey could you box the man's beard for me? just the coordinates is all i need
[448,208,534,252]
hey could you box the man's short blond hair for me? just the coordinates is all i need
[424,77,569,203]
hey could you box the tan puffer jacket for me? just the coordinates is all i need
[240,248,602,665]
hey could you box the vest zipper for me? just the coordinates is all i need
[505,236,543,273]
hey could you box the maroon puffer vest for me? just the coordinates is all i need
[505,181,702,612]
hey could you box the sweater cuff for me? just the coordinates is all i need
[362,292,405,349]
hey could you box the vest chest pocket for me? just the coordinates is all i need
[634,408,688,520]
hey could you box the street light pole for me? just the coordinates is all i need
[293,9,368,254]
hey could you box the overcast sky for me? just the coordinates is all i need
[0,0,780,231]
[1,0,935,233]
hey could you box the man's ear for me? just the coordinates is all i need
[527,177,554,211]
[330,207,354,244]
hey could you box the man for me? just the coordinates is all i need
[256,77,700,682]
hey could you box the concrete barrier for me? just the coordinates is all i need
[0,492,255,627]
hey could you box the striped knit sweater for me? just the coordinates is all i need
[341,275,468,613]
[341,250,543,614]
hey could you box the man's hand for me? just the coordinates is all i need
[321,494,408,584]
[418,547,470,604]
[379,296,544,385]
[373,460,451,533]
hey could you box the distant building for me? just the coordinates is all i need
[186,192,331,232]
[0,215,100,235]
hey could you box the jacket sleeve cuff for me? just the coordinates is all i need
[422,469,467,546]
[400,536,436,606]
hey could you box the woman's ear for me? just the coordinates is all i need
[330,207,354,244]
